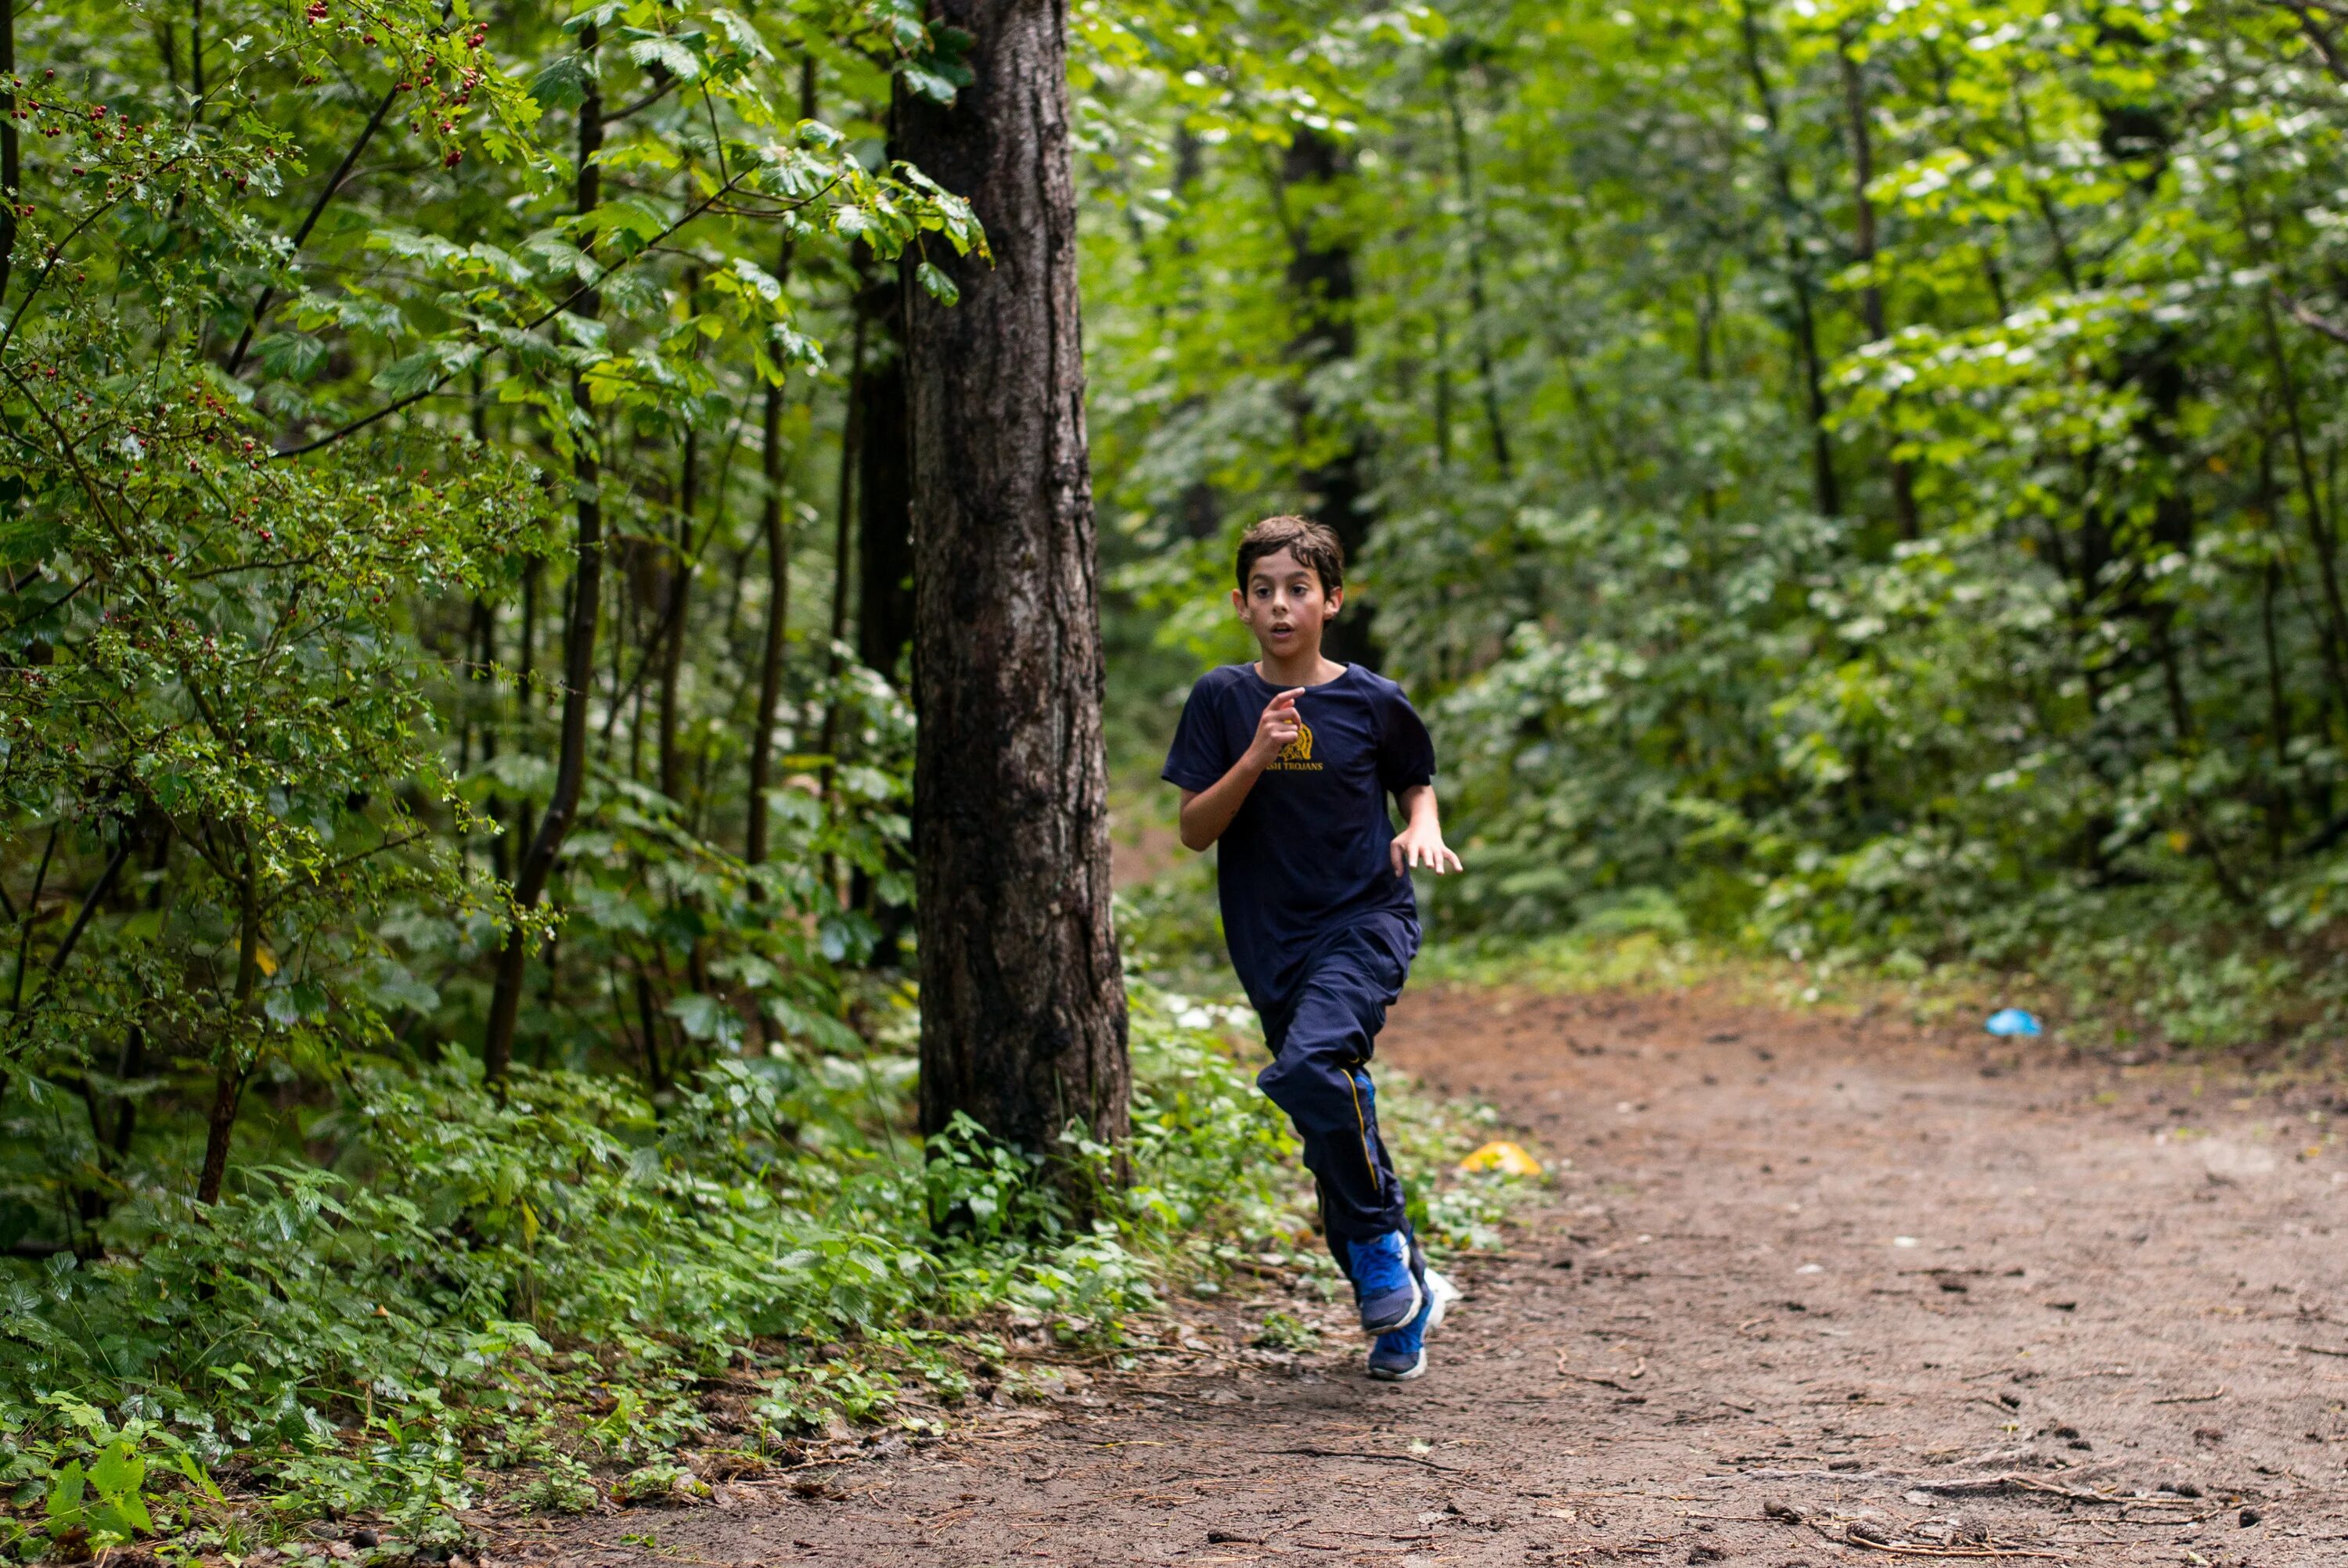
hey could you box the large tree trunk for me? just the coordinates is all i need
[895,0,1129,1167]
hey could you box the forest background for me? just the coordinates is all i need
[6,0,2348,1555]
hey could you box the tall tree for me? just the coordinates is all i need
[896,0,1129,1166]
[484,27,607,1084]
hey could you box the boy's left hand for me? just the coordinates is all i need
[1392,822,1464,876]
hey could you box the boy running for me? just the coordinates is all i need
[1161,516,1465,1380]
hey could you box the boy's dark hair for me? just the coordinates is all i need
[1236,515,1345,594]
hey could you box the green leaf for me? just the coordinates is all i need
[87,1443,142,1501]
[370,347,463,399]
[45,1460,85,1531]
[529,52,594,110]
[255,332,327,382]
[708,9,772,61]
[625,36,700,79]
[665,992,737,1045]
[914,261,960,306]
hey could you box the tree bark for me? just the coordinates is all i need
[484,31,605,1082]
[896,0,1129,1167]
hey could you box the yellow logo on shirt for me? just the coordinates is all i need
[1269,717,1322,771]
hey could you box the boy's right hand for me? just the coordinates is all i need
[1245,689,1305,768]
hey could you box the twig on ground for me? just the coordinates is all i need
[1835,1541,2071,1561]
[1266,1447,1468,1474]
[1908,1475,2206,1509]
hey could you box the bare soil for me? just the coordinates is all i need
[510,984,2348,1566]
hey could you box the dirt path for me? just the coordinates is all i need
[520,986,2348,1566]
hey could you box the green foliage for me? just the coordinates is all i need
[0,979,1511,1548]
[1081,0,2348,1048]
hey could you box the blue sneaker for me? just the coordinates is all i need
[1368,1266,1459,1383]
[1347,1231,1424,1335]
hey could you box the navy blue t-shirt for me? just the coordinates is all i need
[1161,664,1437,1015]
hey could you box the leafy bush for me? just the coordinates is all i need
[0,978,1519,1554]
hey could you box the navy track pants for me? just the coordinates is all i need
[1256,919,1416,1274]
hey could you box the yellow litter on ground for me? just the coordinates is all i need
[1457,1139,1543,1177]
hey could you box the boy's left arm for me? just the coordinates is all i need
[1391,785,1464,877]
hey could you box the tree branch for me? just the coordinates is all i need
[225,84,400,376]
[272,165,829,459]
[2288,297,2348,347]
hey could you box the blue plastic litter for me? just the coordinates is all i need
[1985,1007,2042,1038]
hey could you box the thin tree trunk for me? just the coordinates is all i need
[747,60,816,869]
[1441,66,1511,481]
[896,0,1129,1171]
[659,425,695,805]
[196,835,260,1206]
[512,553,539,877]
[1280,127,1378,667]
[2260,293,2348,712]
[2263,549,2293,861]
[855,279,914,964]
[816,303,868,808]
[0,0,19,308]
[856,293,914,686]
[1839,39,1917,539]
[746,311,792,866]
[1740,3,1839,518]
[485,30,604,1084]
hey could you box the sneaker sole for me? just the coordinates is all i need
[1424,1269,1460,1334]
[1367,1348,1428,1382]
[1359,1276,1424,1336]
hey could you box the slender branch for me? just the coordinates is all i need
[605,75,679,122]
[38,834,128,985]
[273,166,836,459]
[2288,297,2348,346]
[9,821,58,1011]
[225,85,400,376]
[4,572,92,635]
[2282,1,2348,81]
[0,190,135,363]
[9,834,133,1034]
[700,83,730,188]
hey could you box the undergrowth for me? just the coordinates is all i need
[0,979,1526,1562]
[1418,923,2348,1067]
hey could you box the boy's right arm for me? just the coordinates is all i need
[1177,689,1303,851]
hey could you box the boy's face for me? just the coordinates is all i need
[1232,545,1341,660]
